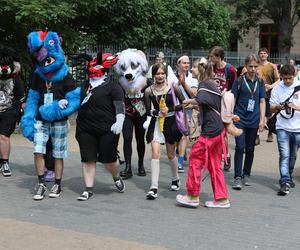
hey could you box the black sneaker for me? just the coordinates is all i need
[146,188,158,200]
[170,179,181,191]
[115,177,125,193]
[0,161,11,177]
[48,184,62,198]
[290,180,296,188]
[77,191,93,201]
[277,183,290,196]
[33,183,47,200]
[223,155,231,172]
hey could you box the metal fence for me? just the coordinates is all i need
[22,45,300,85]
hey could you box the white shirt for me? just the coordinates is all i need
[174,71,199,99]
[270,79,300,132]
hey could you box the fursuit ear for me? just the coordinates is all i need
[114,52,123,75]
[45,31,61,53]
[137,50,148,75]
[27,32,44,54]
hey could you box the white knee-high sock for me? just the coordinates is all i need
[169,157,179,180]
[150,159,160,189]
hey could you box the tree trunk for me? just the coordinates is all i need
[277,16,293,56]
[275,0,294,56]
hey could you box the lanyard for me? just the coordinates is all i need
[243,76,257,98]
[45,81,52,93]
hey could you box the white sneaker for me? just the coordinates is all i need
[205,200,230,208]
[77,191,93,201]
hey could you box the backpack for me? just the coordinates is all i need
[198,88,235,124]
[224,63,236,90]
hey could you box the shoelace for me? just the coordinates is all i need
[36,184,46,195]
[2,163,10,171]
[51,184,60,193]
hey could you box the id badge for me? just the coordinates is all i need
[132,100,146,116]
[247,99,255,112]
[44,93,53,104]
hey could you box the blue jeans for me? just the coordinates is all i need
[234,127,258,178]
[276,129,300,186]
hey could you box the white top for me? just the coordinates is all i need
[174,71,198,99]
[270,79,300,132]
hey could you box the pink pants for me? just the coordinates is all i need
[186,129,228,200]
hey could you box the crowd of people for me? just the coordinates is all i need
[1,32,300,208]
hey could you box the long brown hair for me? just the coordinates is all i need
[198,61,214,82]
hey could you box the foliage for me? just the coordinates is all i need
[0,0,230,53]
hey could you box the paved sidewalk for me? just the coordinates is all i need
[1,125,300,250]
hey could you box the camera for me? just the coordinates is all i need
[282,101,292,115]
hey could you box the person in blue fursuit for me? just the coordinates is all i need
[114,49,152,179]
[21,31,80,201]
[76,52,126,201]
[0,47,25,177]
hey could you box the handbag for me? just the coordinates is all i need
[170,84,189,135]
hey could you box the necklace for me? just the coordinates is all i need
[151,83,168,107]
[152,81,168,95]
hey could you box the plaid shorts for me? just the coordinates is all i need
[33,120,68,158]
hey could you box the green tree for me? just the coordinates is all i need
[223,0,300,54]
[0,0,231,52]
[80,0,231,49]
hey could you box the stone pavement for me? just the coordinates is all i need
[1,123,300,250]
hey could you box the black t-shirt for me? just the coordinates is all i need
[197,80,224,137]
[30,72,76,121]
[0,75,24,113]
[77,78,124,133]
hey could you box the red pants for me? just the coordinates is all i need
[186,129,228,200]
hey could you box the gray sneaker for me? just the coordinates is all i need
[243,175,251,186]
[232,177,242,190]
[0,161,11,177]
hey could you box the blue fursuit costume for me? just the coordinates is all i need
[21,31,80,141]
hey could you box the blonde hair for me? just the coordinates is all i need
[196,58,213,82]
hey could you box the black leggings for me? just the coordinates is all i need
[122,114,146,164]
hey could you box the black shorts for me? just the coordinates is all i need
[0,109,19,137]
[75,126,120,163]
[163,116,183,144]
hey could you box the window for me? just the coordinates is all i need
[260,24,278,54]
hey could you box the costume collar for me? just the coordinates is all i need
[89,74,107,89]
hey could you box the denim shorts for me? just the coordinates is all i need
[33,120,68,158]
